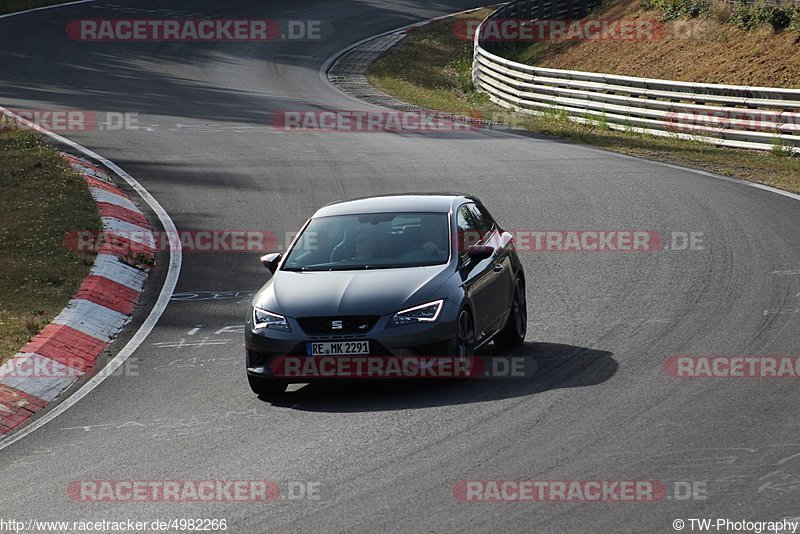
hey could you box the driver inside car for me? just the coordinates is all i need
[421,217,448,258]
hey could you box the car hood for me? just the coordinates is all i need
[255,265,451,317]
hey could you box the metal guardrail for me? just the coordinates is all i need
[473,0,800,152]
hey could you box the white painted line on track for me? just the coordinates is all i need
[0,0,97,20]
[774,270,800,276]
[639,157,800,204]
[0,104,182,451]
[0,0,96,20]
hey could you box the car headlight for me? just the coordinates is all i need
[253,307,291,332]
[389,299,444,328]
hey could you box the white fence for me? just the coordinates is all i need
[472,0,800,152]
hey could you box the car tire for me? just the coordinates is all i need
[247,374,287,396]
[444,307,476,380]
[455,308,476,357]
[494,276,527,348]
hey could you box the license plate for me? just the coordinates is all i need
[307,341,370,356]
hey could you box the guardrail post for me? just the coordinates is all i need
[472,20,481,89]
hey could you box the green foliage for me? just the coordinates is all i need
[771,137,796,157]
[450,54,475,93]
[642,0,710,20]
[789,5,800,36]
[728,2,797,31]
[644,0,798,33]
[769,6,794,29]
[584,111,611,130]
[540,105,570,125]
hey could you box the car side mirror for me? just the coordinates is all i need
[467,244,494,261]
[260,253,282,274]
[500,231,514,249]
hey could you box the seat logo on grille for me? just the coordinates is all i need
[331,320,343,330]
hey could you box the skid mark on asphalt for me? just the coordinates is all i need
[152,337,230,349]
[5,442,87,470]
[59,408,270,441]
[171,291,255,304]
[634,445,800,498]
[152,356,238,372]
[763,269,800,314]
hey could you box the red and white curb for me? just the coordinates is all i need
[0,154,153,435]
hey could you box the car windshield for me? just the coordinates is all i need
[282,212,450,271]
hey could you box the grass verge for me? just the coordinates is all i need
[367,9,800,195]
[0,129,100,364]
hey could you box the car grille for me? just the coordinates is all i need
[296,316,379,336]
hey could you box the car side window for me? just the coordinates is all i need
[456,204,481,257]
[468,203,495,241]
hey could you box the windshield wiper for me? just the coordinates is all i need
[286,263,435,272]
[282,266,315,272]
[325,265,372,271]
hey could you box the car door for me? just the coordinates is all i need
[468,203,513,332]
[456,203,502,341]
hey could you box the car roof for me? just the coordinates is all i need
[313,193,480,218]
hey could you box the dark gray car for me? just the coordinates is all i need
[245,194,526,395]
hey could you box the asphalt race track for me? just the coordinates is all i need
[2,1,800,532]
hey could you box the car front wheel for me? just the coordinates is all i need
[494,276,527,348]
